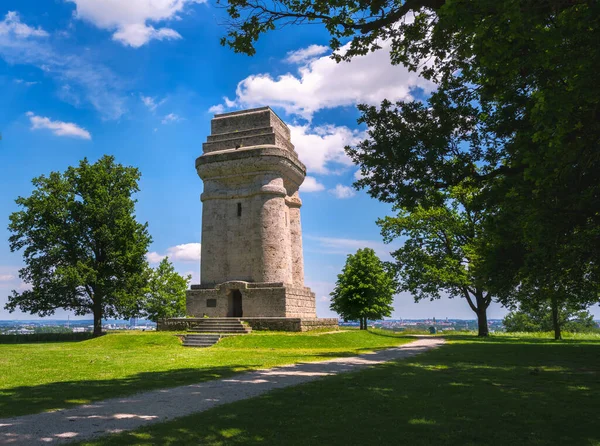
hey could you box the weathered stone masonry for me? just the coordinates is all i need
[185,107,332,324]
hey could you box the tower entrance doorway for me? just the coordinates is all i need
[229,289,243,317]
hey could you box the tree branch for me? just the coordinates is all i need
[462,287,478,312]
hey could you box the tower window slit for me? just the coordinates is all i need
[237,202,242,217]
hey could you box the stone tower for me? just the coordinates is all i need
[186,107,317,319]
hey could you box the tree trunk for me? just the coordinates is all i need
[465,289,490,337]
[551,297,562,340]
[364,317,368,330]
[477,306,489,337]
[359,318,363,330]
[93,302,103,337]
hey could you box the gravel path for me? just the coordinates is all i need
[0,337,444,445]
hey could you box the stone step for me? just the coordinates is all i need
[189,321,248,325]
[189,329,251,334]
[190,322,247,327]
[182,334,222,348]
[185,334,221,339]
[189,325,250,330]
[188,319,251,335]
[184,339,217,344]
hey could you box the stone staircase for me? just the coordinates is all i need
[182,334,223,347]
[182,318,251,348]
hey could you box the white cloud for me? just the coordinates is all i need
[26,112,91,140]
[0,274,15,282]
[146,252,165,263]
[285,44,328,64]
[141,95,156,109]
[113,24,181,48]
[329,184,356,199]
[300,176,325,193]
[0,11,48,38]
[208,104,225,114]
[219,40,435,120]
[141,95,166,111]
[67,0,204,48]
[167,243,201,262]
[290,124,364,174]
[161,112,181,124]
[147,243,201,264]
[354,170,364,181]
[0,12,126,119]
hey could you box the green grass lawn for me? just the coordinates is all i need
[0,329,411,418]
[79,333,600,446]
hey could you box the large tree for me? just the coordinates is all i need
[7,155,151,336]
[497,262,599,340]
[330,248,395,329]
[379,186,493,336]
[142,258,191,323]
[220,0,600,312]
[504,305,598,337]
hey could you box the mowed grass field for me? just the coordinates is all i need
[0,329,412,418]
[79,334,600,446]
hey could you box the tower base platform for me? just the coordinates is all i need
[158,317,339,332]
[185,281,318,319]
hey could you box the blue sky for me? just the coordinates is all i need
[1,1,596,321]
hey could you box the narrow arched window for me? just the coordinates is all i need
[237,202,242,217]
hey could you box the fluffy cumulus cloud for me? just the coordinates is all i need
[328,184,356,199]
[215,40,435,120]
[290,124,365,174]
[147,243,201,264]
[208,104,225,114]
[26,112,92,139]
[300,176,325,193]
[67,0,204,48]
[0,12,126,119]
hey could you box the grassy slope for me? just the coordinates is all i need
[80,334,600,446]
[0,329,411,418]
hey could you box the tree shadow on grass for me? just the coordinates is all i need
[0,333,95,344]
[78,339,600,446]
[0,365,257,419]
[362,329,421,339]
[447,334,600,345]
[0,345,415,419]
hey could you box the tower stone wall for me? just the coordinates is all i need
[186,107,317,319]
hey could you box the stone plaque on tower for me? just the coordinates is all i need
[185,107,325,324]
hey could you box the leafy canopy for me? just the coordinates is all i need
[143,257,191,323]
[330,248,395,324]
[7,155,151,334]
[504,306,598,334]
[379,185,493,335]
